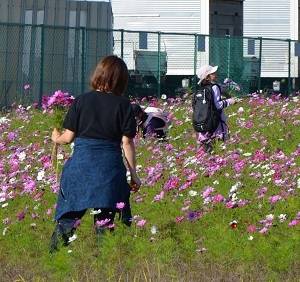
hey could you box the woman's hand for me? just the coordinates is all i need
[130,174,141,192]
[51,128,61,143]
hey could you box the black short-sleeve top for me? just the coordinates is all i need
[63,91,136,143]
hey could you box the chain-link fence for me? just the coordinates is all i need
[0,22,299,107]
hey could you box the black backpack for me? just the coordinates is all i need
[192,84,222,134]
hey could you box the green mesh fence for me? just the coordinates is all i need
[0,22,299,107]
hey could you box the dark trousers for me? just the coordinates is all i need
[49,208,115,252]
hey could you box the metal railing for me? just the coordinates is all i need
[0,22,299,107]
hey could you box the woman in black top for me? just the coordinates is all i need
[49,55,141,251]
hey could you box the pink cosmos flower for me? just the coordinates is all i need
[95,218,111,227]
[24,84,30,90]
[165,144,173,152]
[175,216,185,223]
[213,194,224,203]
[268,195,281,203]
[31,214,39,219]
[259,227,268,234]
[34,191,45,201]
[225,201,234,209]
[181,205,190,211]
[196,248,207,252]
[137,219,146,227]
[116,202,125,209]
[187,173,198,181]
[73,219,81,228]
[46,209,52,216]
[288,220,299,227]
[247,225,256,233]
[17,211,26,221]
[3,218,11,224]
[202,186,214,198]
[149,237,155,242]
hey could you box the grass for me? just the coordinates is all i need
[1,94,300,281]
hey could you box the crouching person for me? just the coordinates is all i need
[132,104,170,139]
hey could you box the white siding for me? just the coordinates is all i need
[243,0,298,77]
[111,0,201,75]
[112,0,201,33]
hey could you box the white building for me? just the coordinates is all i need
[111,0,243,75]
[243,0,299,78]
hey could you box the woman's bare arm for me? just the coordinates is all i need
[122,135,141,191]
[51,128,75,145]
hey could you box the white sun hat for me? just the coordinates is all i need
[197,65,218,84]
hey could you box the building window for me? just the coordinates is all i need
[198,35,205,52]
[139,33,148,49]
[248,39,255,55]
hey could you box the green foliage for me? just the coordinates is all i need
[2,96,300,281]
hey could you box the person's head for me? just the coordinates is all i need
[89,55,129,96]
[131,104,144,120]
[197,65,218,85]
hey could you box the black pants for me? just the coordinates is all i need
[49,208,115,252]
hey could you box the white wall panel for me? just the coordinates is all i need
[112,0,201,33]
[243,0,298,77]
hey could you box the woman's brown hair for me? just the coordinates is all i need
[89,55,129,96]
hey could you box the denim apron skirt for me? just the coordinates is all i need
[54,138,132,223]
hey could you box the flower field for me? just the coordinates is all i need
[1,92,300,281]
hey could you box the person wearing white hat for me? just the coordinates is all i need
[196,65,236,152]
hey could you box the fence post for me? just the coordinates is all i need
[287,39,291,97]
[39,24,45,106]
[194,34,198,92]
[157,31,161,98]
[120,29,124,59]
[81,27,85,95]
[257,37,262,94]
[227,35,231,78]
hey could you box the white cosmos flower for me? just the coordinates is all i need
[2,227,8,236]
[68,234,77,243]
[161,94,167,100]
[37,170,45,181]
[57,154,64,160]
[278,214,287,222]
[189,190,198,197]
[248,236,254,241]
[90,209,102,215]
[9,178,16,184]
[18,151,26,161]
[237,107,244,113]
[213,180,219,185]
[0,117,10,125]
[150,226,158,234]
[2,203,8,208]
